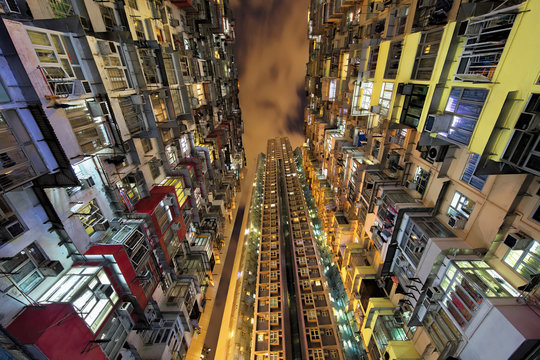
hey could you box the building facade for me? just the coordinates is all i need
[0,0,244,359]
[304,0,540,360]
[251,138,343,360]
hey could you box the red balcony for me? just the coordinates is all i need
[8,303,108,360]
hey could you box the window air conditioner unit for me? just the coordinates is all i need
[79,177,95,189]
[162,195,175,206]
[425,145,448,163]
[95,284,114,299]
[119,302,134,315]
[503,232,532,250]
[38,260,64,277]
[136,270,152,281]
[448,214,466,229]
[370,105,381,114]
[94,220,110,232]
[110,218,122,230]
[407,181,418,190]
[426,286,444,301]
[4,220,25,239]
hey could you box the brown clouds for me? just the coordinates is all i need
[230,0,309,175]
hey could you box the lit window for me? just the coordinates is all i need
[359,81,373,113]
[413,166,430,196]
[76,200,105,236]
[378,82,394,116]
[443,87,489,145]
[269,331,279,344]
[448,191,475,219]
[328,79,337,101]
[503,239,540,281]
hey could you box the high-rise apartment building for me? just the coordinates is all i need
[304,0,540,360]
[251,137,343,360]
[0,0,244,359]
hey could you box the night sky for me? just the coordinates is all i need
[230,0,310,175]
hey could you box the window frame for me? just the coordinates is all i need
[447,191,475,219]
[0,243,47,292]
[503,239,540,281]
[461,153,488,191]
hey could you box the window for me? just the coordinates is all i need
[151,94,168,123]
[269,331,279,344]
[0,244,47,292]
[413,166,430,196]
[180,136,189,157]
[309,328,320,341]
[367,45,379,78]
[461,153,488,191]
[359,81,373,113]
[269,297,278,308]
[141,138,153,153]
[412,29,443,80]
[503,240,540,281]
[455,11,516,82]
[384,41,402,79]
[26,28,84,97]
[270,353,280,360]
[444,87,489,145]
[533,202,540,224]
[149,159,161,180]
[307,310,317,321]
[324,328,333,336]
[127,0,138,10]
[448,191,475,219]
[76,200,105,236]
[309,349,324,360]
[133,19,145,40]
[371,139,381,159]
[378,82,394,116]
[328,79,337,101]
[40,267,118,333]
[99,6,116,31]
[270,313,279,325]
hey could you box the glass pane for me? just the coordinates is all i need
[12,261,34,283]
[27,30,50,46]
[51,35,65,54]
[61,59,74,77]
[19,271,43,292]
[35,49,58,63]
